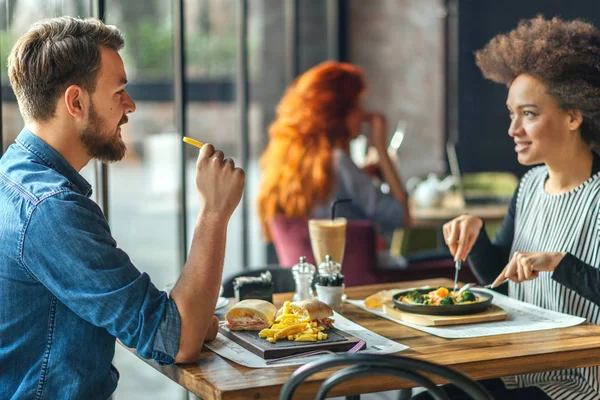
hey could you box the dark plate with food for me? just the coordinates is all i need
[392,287,493,316]
[221,299,365,359]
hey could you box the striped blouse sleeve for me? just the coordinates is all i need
[552,255,600,306]
[467,184,600,306]
[467,187,517,284]
[551,152,600,306]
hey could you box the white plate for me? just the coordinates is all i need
[215,297,229,310]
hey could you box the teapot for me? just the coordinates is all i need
[407,173,457,208]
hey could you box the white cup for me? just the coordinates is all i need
[315,284,345,313]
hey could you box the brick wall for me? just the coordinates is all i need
[349,0,446,181]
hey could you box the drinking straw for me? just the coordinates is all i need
[182,137,205,149]
[330,198,352,220]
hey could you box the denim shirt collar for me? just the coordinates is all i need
[15,128,93,198]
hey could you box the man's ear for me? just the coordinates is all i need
[568,109,584,132]
[64,85,88,120]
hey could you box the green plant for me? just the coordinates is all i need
[119,18,238,80]
[1,17,252,82]
[1,30,17,76]
[123,20,175,79]
[186,30,237,78]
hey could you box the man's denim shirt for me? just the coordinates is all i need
[0,129,181,400]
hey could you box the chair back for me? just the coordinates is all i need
[221,266,294,298]
[278,353,493,400]
[268,215,382,286]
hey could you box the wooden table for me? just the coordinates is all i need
[125,278,600,399]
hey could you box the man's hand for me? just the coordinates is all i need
[442,214,483,261]
[492,251,566,287]
[173,144,242,364]
[195,144,245,219]
[205,315,220,342]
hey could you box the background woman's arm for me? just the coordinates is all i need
[367,113,412,226]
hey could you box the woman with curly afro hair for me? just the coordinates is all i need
[429,16,600,400]
[257,61,411,242]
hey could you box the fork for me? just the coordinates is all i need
[457,279,510,295]
[265,339,366,365]
[453,260,462,292]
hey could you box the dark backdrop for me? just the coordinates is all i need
[457,0,600,177]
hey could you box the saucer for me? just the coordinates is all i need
[215,297,229,310]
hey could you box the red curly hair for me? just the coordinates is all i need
[257,61,366,240]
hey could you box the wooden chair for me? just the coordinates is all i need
[279,353,493,400]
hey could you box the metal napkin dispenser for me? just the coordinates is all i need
[233,271,274,303]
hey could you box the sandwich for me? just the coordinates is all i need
[225,299,278,330]
[277,299,334,329]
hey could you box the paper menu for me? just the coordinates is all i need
[203,311,408,368]
[346,289,585,339]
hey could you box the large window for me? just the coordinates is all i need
[1,0,336,398]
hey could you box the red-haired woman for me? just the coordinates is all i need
[257,61,411,241]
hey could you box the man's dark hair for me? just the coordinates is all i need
[8,16,124,122]
[475,16,600,146]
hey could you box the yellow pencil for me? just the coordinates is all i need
[182,137,205,149]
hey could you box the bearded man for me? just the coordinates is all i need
[0,16,244,399]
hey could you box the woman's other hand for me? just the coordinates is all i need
[362,146,382,178]
[365,112,389,151]
[443,215,483,261]
[361,162,381,178]
[492,251,566,286]
[364,111,412,226]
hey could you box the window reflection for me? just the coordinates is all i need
[0,0,333,398]
[1,0,91,149]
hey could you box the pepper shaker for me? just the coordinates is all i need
[291,256,316,301]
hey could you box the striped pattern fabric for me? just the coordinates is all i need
[503,165,600,400]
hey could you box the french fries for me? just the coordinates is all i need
[258,301,328,343]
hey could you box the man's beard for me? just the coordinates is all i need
[80,103,127,163]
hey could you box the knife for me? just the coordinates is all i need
[453,259,462,292]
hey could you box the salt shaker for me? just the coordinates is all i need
[291,256,316,301]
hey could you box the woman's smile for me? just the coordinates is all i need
[514,140,532,153]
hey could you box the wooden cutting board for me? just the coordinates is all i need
[219,325,365,359]
[382,302,507,326]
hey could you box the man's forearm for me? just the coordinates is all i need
[170,212,228,361]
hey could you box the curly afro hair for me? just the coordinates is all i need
[475,16,600,146]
